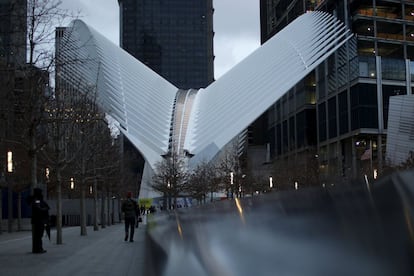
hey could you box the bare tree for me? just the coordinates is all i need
[70,100,110,235]
[25,0,75,193]
[186,161,213,204]
[152,152,188,209]
[215,142,244,198]
[0,0,77,234]
[42,82,98,243]
[271,151,320,191]
[96,138,122,228]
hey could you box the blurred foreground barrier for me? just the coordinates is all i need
[144,170,414,276]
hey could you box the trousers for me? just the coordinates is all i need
[124,217,136,241]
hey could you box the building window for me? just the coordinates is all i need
[318,102,327,142]
[289,116,295,150]
[282,120,288,153]
[276,123,282,155]
[296,111,305,148]
[378,41,404,59]
[357,39,375,57]
[328,97,337,139]
[338,91,349,135]
[350,83,378,130]
[382,85,407,129]
[359,55,376,78]
[317,64,326,99]
[410,60,414,82]
[382,57,405,80]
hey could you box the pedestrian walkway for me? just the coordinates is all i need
[0,223,146,276]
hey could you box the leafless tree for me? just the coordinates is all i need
[97,140,122,228]
[215,141,244,198]
[25,0,76,193]
[0,0,76,233]
[69,104,114,235]
[42,80,100,243]
[186,161,216,204]
[152,152,188,209]
[271,151,320,191]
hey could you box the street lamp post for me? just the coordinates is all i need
[229,172,234,199]
[167,180,171,210]
[240,174,246,198]
[0,172,5,234]
[7,151,13,233]
[111,195,116,224]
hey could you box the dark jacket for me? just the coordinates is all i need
[122,198,138,218]
[28,189,50,225]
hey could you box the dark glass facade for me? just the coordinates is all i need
[0,0,26,65]
[118,0,214,89]
[260,0,310,44]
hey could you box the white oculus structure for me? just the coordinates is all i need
[56,11,353,198]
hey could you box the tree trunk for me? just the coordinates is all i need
[117,199,121,222]
[30,136,38,192]
[29,139,38,245]
[93,178,98,231]
[17,192,22,231]
[106,191,110,226]
[0,188,2,234]
[80,151,87,235]
[100,191,105,228]
[8,180,12,233]
[56,169,63,244]
[111,194,114,225]
[80,186,87,236]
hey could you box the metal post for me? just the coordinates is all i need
[0,188,2,234]
[8,176,12,233]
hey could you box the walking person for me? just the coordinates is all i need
[121,191,138,242]
[27,188,50,253]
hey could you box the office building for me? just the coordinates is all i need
[0,0,27,183]
[0,0,26,65]
[258,0,414,185]
[118,0,214,89]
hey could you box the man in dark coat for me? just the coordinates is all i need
[28,188,50,253]
[121,191,138,242]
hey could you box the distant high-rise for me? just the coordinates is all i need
[0,0,27,65]
[259,0,310,44]
[118,0,214,89]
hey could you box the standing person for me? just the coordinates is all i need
[121,191,138,242]
[28,188,50,254]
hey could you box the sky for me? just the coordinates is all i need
[59,0,260,79]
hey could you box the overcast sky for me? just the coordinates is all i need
[59,0,260,79]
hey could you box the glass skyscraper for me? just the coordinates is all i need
[0,0,26,65]
[118,0,214,90]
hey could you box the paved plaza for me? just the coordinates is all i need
[0,223,146,276]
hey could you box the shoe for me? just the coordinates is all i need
[129,240,134,242]
[33,249,47,254]
[124,234,128,241]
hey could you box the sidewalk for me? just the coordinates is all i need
[0,223,146,276]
